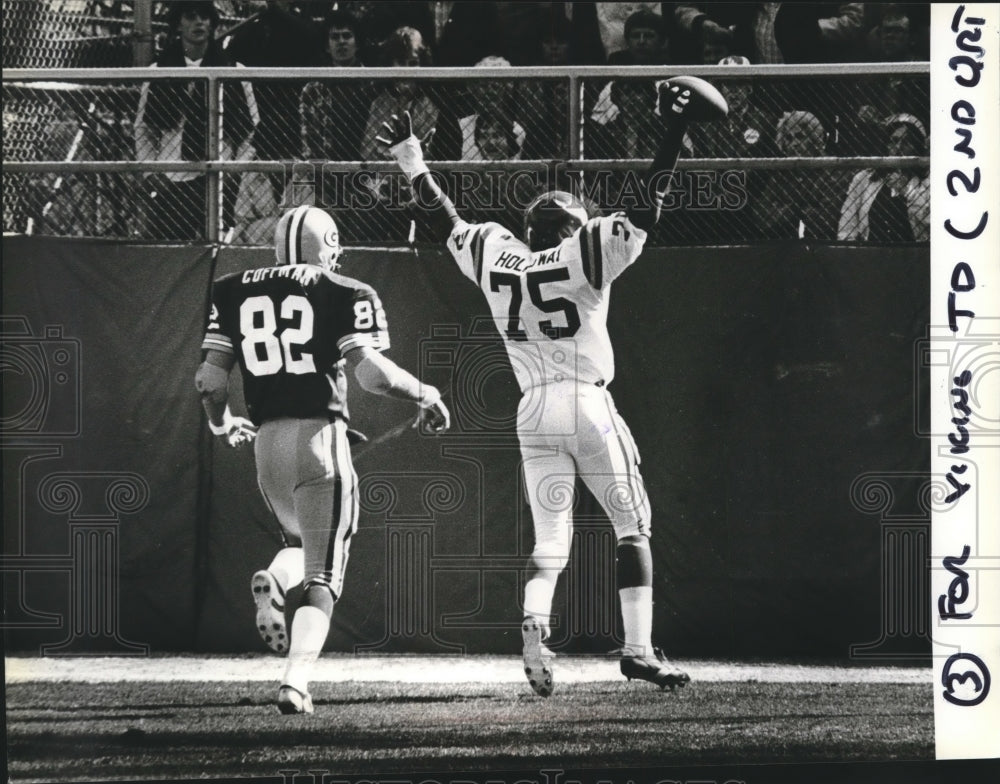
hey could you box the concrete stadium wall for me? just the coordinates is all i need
[2,236,929,660]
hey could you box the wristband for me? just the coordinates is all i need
[208,407,233,435]
[390,137,430,181]
[418,386,442,409]
[399,157,431,181]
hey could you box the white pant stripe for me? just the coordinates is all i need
[330,419,357,597]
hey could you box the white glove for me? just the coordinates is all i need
[390,135,430,180]
[414,386,450,433]
[209,409,258,448]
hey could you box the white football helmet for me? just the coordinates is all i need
[274,205,343,272]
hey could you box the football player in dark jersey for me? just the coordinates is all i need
[196,205,450,714]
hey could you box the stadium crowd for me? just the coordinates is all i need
[202,1,930,69]
[5,1,931,244]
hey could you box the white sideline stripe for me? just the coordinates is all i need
[4,655,931,684]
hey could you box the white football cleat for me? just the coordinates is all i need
[521,616,555,697]
[277,684,314,715]
[251,570,288,653]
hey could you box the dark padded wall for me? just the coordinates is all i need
[2,237,929,659]
[2,237,212,652]
[607,243,930,658]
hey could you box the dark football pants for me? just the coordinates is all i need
[254,416,358,599]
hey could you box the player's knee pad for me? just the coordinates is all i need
[302,579,336,616]
[615,535,653,589]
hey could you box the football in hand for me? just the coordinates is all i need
[664,76,729,121]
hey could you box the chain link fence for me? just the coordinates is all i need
[1,0,268,68]
[3,64,929,246]
[3,0,133,68]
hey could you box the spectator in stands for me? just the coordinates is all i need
[668,55,774,244]
[365,3,508,168]
[570,2,664,64]
[454,111,541,228]
[843,5,930,155]
[313,2,379,62]
[588,9,671,159]
[753,110,848,240]
[607,8,669,65]
[362,1,504,66]
[773,3,867,64]
[498,1,554,66]
[701,35,733,66]
[674,5,864,152]
[134,1,258,240]
[232,168,279,244]
[233,161,337,246]
[678,55,776,242]
[358,27,438,161]
[688,56,777,159]
[514,3,576,67]
[539,9,575,66]
[301,10,371,162]
[669,3,865,65]
[866,3,921,61]
[772,5,868,150]
[670,3,779,64]
[225,2,324,66]
[225,0,324,202]
[473,112,515,162]
[356,26,438,242]
[838,113,929,242]
[234,5,366,246]
[436,56,526,162]
[520,12,574,160]
[423,0,503,66]
[776,110,828,157]
[322,7,365,66]
[868,4,929,119]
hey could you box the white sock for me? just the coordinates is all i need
[281,605,330,693]
[619,586,653,657]
[268,546,305,593]
[523,577,556,639]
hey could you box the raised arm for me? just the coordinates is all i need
[624,81,694,233]
[376,111,459,243]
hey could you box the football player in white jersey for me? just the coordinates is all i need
[377,80,710,696]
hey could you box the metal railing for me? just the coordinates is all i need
[3,63,930,245]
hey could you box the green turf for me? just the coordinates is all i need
[5,680,933,781]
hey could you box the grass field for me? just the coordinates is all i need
[4,654,942,783]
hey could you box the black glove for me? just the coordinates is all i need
[654,81,693,126]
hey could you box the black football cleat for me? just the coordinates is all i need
[620,647,690,691]
[277,684,314,715]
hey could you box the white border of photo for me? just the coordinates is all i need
[930,1,1000,761]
